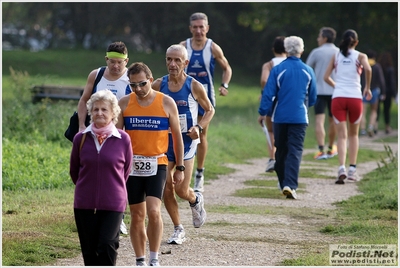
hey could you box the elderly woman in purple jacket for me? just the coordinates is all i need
[70,89,132,266]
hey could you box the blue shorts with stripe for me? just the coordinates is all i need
[166,133,199,162]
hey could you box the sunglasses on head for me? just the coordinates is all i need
[130,79,149,88]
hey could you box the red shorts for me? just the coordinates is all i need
[331,97,363,124]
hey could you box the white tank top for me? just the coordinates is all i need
[272,57,286,67]
[95,68,131,100]
[332,49,363,99]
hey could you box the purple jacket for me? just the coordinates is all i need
[70,127,133,212]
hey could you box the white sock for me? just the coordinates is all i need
[150,251,158,260]
[174,224,183,230]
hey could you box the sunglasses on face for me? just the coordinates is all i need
[129,79,149,88]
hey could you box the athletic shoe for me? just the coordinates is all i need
[167,226,186,245]
[326,145,338,158]
[367,125,374,137]
[193,169,204,193]
[282,186,297,199]
[149,259,160,266]
[335,167,346,184]
[136,258,147,266]
[190,192,206,228]
[360,129,367,136]
[265,159,276,172]
[347,168,359,182]
[120,218,128,235]
[314,151,327,160]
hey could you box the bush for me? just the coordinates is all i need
[2,67,76,191]
[2,138,73,191]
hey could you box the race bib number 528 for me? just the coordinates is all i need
[130,155,157,176]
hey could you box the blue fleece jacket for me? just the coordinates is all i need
[258,56,317,124]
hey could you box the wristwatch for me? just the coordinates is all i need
[196,124,203,134]
[221,83,229,89]
[176,165,185,172]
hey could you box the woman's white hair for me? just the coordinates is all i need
[284,36,304,56]
[87,89,121,125]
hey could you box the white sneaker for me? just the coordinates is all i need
[282,186,297,199]
[194,169,204,192]
[120,219,128,235]
[347,168,359,182]
[190,192,206,228]
[149,259,160,266]
[265,159,276,172]
[336,166,347,184]
[136,258,147,266]
[167,226,186,245]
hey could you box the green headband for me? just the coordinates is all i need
[106,52,128,59]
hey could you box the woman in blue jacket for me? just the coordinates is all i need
[258,36,317,200]
[70,89,133,265]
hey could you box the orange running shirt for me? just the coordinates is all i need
[123,91,169,165]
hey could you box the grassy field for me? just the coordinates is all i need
[2,49,398,266]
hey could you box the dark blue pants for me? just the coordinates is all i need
[74,209,122,266]
[273,123,307,190]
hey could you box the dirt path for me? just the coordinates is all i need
[55,130,398,266]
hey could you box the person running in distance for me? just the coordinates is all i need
[306,27,339,160]
[360,49,386,137]
[324,29,372,184]
[116,62,185,266]
[152,44,215,245]
[180,12,232,193]
[377,51,397,134]
[259,36,286,174]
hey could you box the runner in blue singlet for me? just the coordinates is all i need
[152,44,215,246]
[180,12,232,193]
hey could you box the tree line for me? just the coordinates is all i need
[2,2,398,73]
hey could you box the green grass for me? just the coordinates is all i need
[2,49,398,266]
[2,139,72,190]
[232,179,307,199]
[207,204,334,219]
[288,159,398,266]
[375,136,398,143]
[2,189,80,266]
[298,168,333,179]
